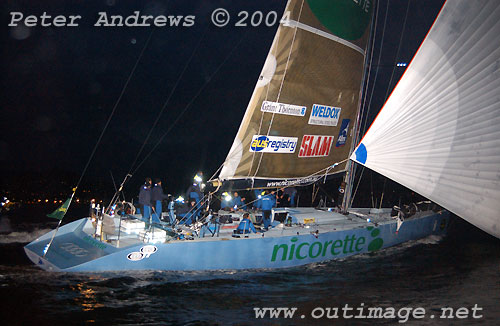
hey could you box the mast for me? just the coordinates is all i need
[341,0,377,213]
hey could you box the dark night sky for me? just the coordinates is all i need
[1,0,444,198]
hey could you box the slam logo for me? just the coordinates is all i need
[336,119,350,147]
[250,135,298,153]
[308,104,341,126]
[298,135,334,158]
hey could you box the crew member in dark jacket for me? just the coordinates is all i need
[187,182,203,210]
[139,178,153,222]
[261,190,276,231]
[152,179,168,223]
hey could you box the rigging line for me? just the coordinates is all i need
[349,166,365,208]
[383,0,411,102]
[253,0,305,178]
[74,29,155,191]
[127,27,209,177]
[357,0,380,142]
[109,170,124,201]
[361,0,390,138]
[316,184,337,203]
[173,193,210,227]
[132,31,248,175]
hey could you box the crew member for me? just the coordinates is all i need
[236,212,257,234]
[261,190,276,231]
[184,200,200,225]
[138,177,153,224]
[284,187,297,207]
[151,178,168,223]
[187,181,203,210]
[232,191,246,210]
[253,189,262,209]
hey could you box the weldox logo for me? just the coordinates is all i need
[261,100,306,117]
[298,135,334,158]
[250,135,298,153]
[271,227,383,262]
[336,119,350,147]
[308,104,341,126]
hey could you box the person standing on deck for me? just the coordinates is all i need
[187,182,203,211]
[139,178,153,223]
[261,190,275,231]
[152,179,168,223]
[283,187,297,207]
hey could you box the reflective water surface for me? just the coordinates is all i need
[0,212,498,325]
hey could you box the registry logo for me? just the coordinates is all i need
[261,101,306,117]
[336,119,350,147]
[308,104,341,126]
[250,135,298,153]
[298,135,334,158]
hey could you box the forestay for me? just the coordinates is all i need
[351,0,500,238]
[219,0,372,188]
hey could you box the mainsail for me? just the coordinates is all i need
[219,0,372,188]
[351,0,500,238]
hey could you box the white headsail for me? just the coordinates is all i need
[351,0,500,238]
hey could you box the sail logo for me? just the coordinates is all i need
[261,101,306,117]
[336,119,350,147]
[250,135,298,153]
[308,104,342,126]
[298,135,334,158]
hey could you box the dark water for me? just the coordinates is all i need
[1,208,499,326]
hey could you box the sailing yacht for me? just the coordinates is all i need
[24,0,499,272]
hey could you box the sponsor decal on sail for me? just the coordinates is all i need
[298,135,334,158]
[260,101,307,117]
[308,104,341,126]
[250,135,298,153]
[336,119,350,147]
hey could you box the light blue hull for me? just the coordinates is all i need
[24,210,449,272]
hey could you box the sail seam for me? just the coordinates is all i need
[283,19,365,55]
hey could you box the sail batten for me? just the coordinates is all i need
[284,19,365,54]
[351,0,500,238]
